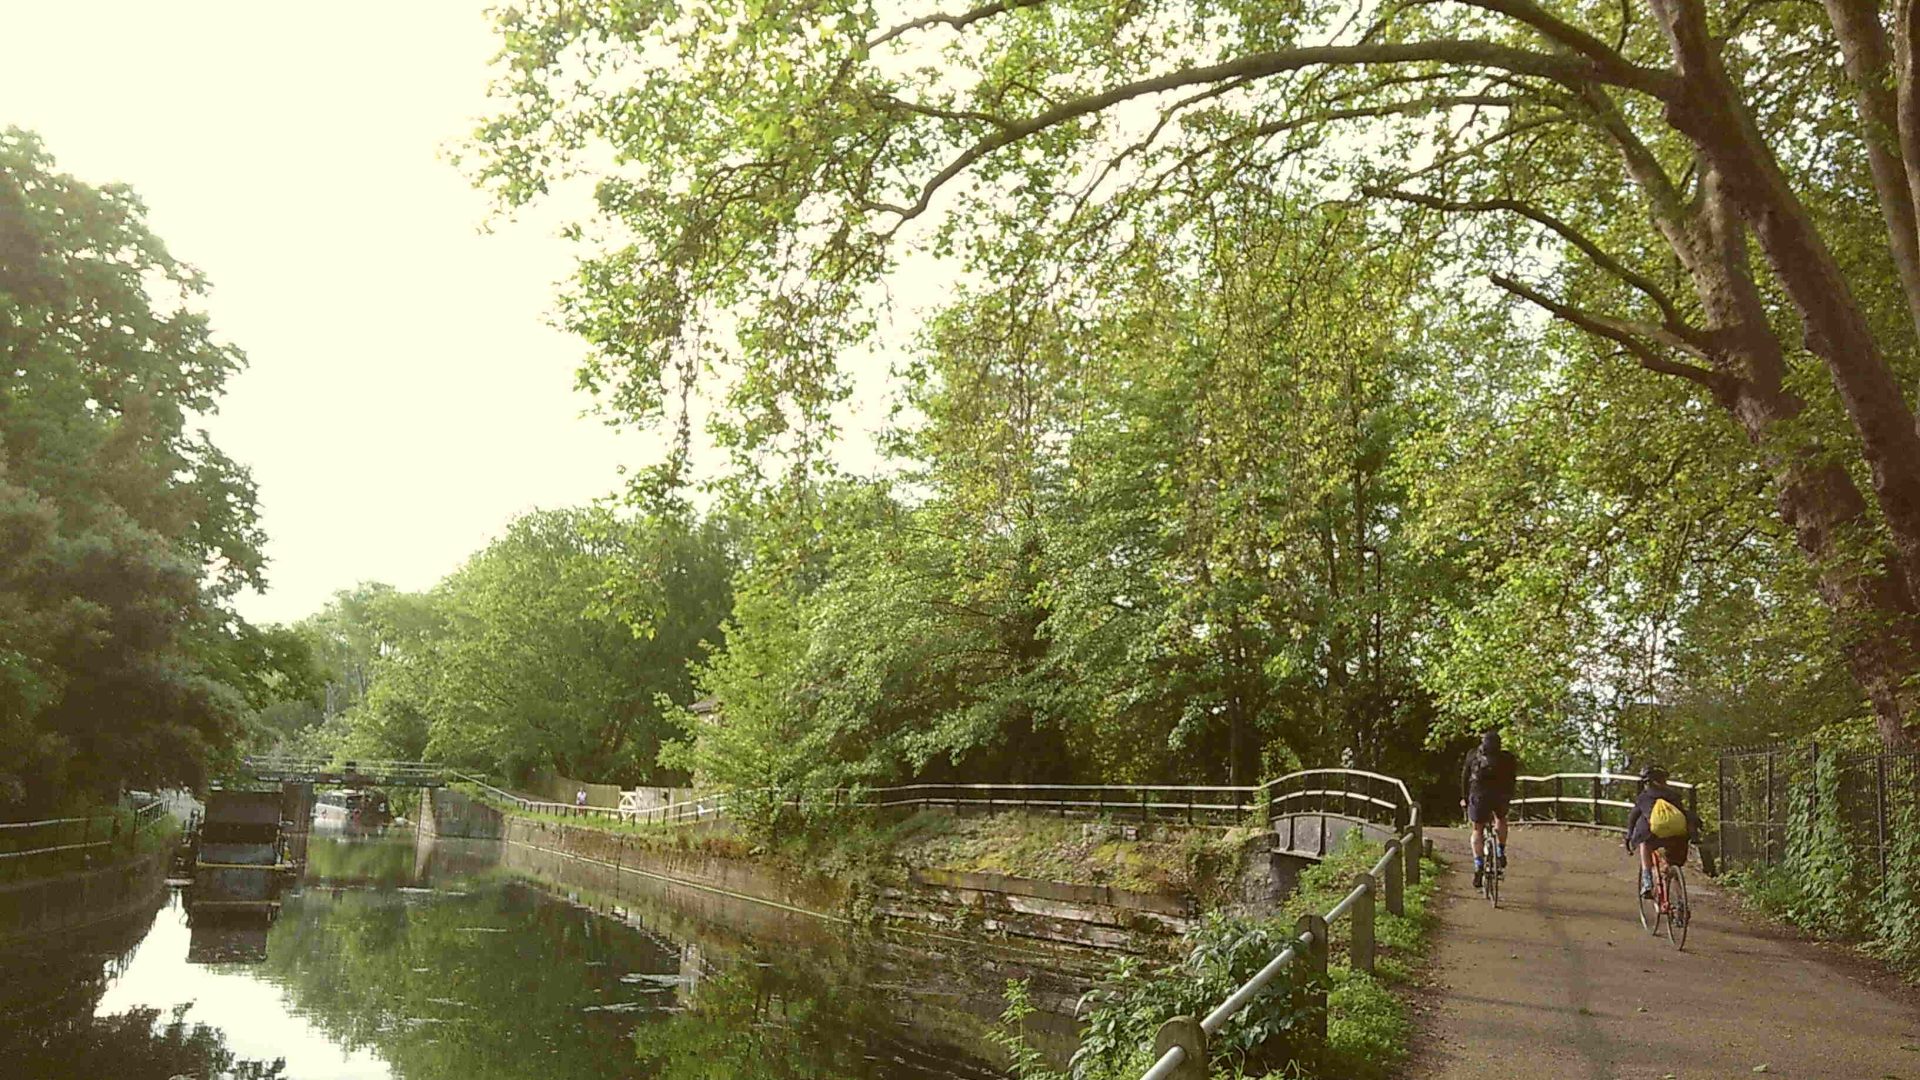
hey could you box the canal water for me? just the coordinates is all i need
[0,827,1087,1079]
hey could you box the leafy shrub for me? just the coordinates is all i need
[1066,913,1323,1079]
[1729,749,1920,979]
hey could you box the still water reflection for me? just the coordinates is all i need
[1,828,1043,1079]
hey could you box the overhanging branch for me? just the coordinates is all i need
[1490,272,1731,395]
[868,38,1680,227]
[1369,186,1702,340]
[868,0,1051,50]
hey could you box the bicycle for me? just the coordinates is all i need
[1479,839,1504,908]
[1636,843,1691,950]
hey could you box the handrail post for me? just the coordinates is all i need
[1728,753,1743,868]
[1298,913,1328,1041]
[1591,775,1601,827]
[1553,775,1563,823]
[1765,752,1776,866]
[1405,821,1422,885]
[1384,840,1404,917]
[1351,873,1376,974]
[1876,754,1889,895]
[1142,786,1150,825]
[1152,1016,1207,1080]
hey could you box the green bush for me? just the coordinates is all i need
[1728,751,1920,979]
[997,831,1440,1080]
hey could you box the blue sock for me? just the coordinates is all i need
[1474,855,1484,870]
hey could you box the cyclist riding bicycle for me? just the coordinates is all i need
[1624,764,1703,898]
[1460,730,1518,891]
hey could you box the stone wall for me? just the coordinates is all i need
[0,850,168,950]
[503,816,850,917]
[499,814,1198,953]
[421,788,506,840]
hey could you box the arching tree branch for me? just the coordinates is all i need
[1490,272,1730,394]
[868,39,1680,227]
[1368,185,1702,340]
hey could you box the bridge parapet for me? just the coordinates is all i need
[238,756,447,788]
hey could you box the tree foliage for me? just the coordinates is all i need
[470,0,1920,750]
[303,506,732,786]
[0,128,274,811]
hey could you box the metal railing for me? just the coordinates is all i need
[1509,771,1696,831]
[1718,742,1919,889]
[797,770,1411,830]
[1137,779,1423,1080]
[454,768,1418,839]
[450,773,728,825]
[834,782,1260,823]
[0,797,171,882]
[240,755,448,786]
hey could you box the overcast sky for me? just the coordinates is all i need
[3,2,675,625]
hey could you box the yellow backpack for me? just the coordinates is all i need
[1649,797,1688,839]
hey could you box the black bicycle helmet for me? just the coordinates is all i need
[1638,763,1669,786]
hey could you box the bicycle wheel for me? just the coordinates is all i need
[1637,872,1657,932]
[1666,866,1689,951]
[1486,862,1500,908]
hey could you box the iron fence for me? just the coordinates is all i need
[1718,742,1920,894]
[0,798,170,883]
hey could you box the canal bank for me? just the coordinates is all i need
[3,823,1062,1079]
[0,848,170,951]
[429,787,1264,953]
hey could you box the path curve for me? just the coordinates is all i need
[1412,826,1920,1080]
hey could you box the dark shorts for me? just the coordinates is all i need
[1629,827,1690,866]
[1467,792,1511,826]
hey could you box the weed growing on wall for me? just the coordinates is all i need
[996,832,1439,1080]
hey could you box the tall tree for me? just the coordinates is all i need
[471,0,1920,747]
[0,128,267,810]
[321,507,734,785]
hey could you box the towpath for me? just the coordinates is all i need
[1412,826,1920,1080]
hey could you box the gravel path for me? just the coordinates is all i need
[1411,825,1920,1080]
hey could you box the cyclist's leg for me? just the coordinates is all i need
[1493,809,1510,867]
[1636,840,1655,897]
[1470,812,1487,886]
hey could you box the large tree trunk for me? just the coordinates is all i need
[1609,122,1920,745]
[1769,450,1920,751]
[1650,0,1920,609]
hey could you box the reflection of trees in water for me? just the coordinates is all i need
[634,958,1003,1080]
[255,878,1003,1080]
[256,882,682,1080]
[301,833,421,887]
[0,901,284,1080]
[6,1003,287,1080]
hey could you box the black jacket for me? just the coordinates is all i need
[1625,783,1702,843]
[1461,747,1518,801]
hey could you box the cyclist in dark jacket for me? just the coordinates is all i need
[1625,764,1702,898]
[1461,731,1519,890]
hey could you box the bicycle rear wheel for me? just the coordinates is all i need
[1666,866,1689,951]
[1486,862,1500,908]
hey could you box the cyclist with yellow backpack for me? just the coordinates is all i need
[1625,764,1702,899]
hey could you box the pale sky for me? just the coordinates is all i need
[3,2,657,625]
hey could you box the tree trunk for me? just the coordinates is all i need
[1651,0,1920,605]
[1729,383,1920,751]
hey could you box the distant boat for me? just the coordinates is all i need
[314,788,394,829]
